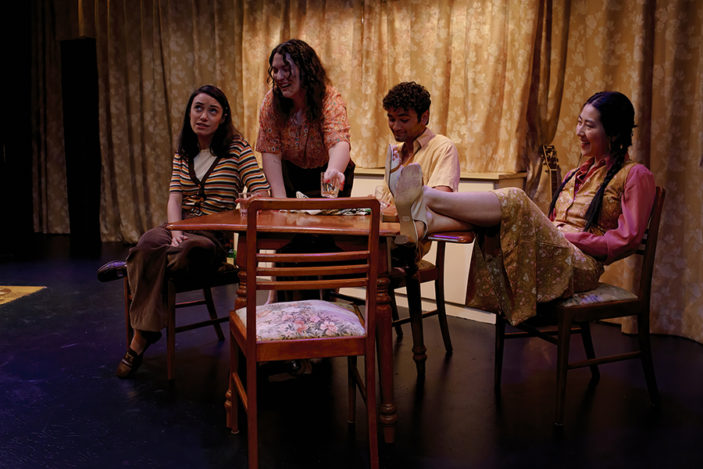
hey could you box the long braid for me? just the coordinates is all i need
[547,170,576,217]
[583,152,625,230]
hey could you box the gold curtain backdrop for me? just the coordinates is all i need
[32,0,703,343]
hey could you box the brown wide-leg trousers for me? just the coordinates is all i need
[126,225,225,332]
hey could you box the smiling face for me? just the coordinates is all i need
[386,107,428,143]
[271,53,303,103]
[576,103,610,160]
[189,93,224,147]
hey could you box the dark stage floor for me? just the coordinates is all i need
[1,235,702,468]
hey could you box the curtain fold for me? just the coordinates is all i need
[31,0,70,235]
[645,0,703,341]
[523,0,570,213]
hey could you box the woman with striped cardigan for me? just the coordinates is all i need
[116,85,270,378]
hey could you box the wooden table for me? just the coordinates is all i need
[168,209,402,443]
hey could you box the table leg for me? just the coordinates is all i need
[225,241,248,431]
[376,274,397,444]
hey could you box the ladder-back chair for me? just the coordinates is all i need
[228,197,381,468]
[494,186,665,425]
[117,261,236,380]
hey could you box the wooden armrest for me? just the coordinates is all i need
[427,231,474,244]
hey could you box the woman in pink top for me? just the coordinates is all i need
[256,39,354,198]
[392,91,655,325]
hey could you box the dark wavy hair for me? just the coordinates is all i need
[548,91,636,231]
[177,85,239,160]
[267,39,329,124]
[382,81,432,121]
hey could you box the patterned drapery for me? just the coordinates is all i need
[31,0,703,343]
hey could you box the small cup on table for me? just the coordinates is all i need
[238,189,271,216]
[237,191,253,215]
[374,185,392,210]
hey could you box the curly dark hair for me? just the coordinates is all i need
[382,82,431,120]
[267,39,329,124]
[177,85,239,160]
[548,91,637,230]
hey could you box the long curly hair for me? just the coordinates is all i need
[382,81,432,121]
[177,85,239,160]
[548,91,636,230]
[267,39,330,125]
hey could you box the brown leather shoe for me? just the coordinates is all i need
[115,349,142,378]
[115,331,161,378]
[97,260,127,282]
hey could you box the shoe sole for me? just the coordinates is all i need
[394,165,423,245]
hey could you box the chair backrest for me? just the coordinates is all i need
[635,186,666,308]
[244,196,381,344]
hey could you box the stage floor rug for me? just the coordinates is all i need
[0,286,46,305]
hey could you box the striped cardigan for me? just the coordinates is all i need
[169,134,270,218]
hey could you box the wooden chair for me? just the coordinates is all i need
[121,261,237,381]
[387,232,474,374]
[228,197,380,469]
[494,186,665,425]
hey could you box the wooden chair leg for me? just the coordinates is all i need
[555,311,573,426]
[167,280,177,381]
[405,274,427,376]
[579,321,600,383]
[494,313,506,393]
[123,277,133,350]
[637,309,660,406]
[434,274,452,354]
[365,352,379,469]
[202,286,225,341]
[347,356,357,424]
[228,337,240,434]
[389,290,403,338]
[247,353,259,469]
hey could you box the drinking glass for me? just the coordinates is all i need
[238,189,271,216]
[237,191,252,215]
[320,173,340,198]
[374,185,392,210]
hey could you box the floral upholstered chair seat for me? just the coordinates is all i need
[559,282,637,307]
[235,299,365,341]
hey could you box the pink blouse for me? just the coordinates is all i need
[560,163,655,264]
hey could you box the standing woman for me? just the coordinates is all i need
[256,38,353,197]
[116,85,270,378]
[392,91,655,326]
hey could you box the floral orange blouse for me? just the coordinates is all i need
[255,86,351,169]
